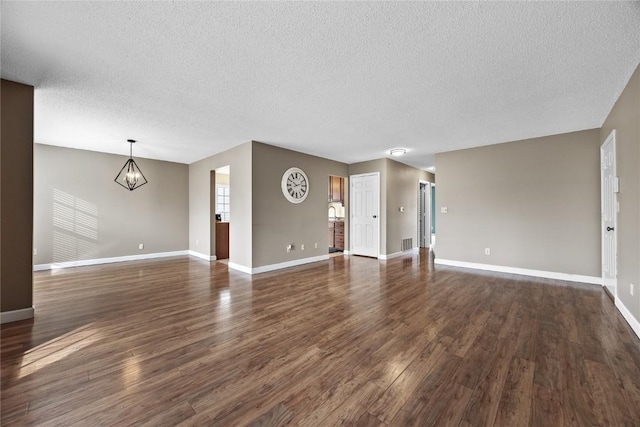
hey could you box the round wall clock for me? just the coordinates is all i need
[281,167,310,203]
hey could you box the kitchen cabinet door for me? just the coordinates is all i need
[329,176,343,203]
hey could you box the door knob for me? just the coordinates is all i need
[373,215,377,218]
[607,226,614,231]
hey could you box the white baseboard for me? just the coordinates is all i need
[379,248,419,260]
[434,258,602,285]
[615,296,640,340]
[34,250,189,271]
[1,307,34,324]
[229,254,330,275]
[379,251,402,260]
[227,262,252,274]
[188,250,217,261]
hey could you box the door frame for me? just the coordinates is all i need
[600,129,617,298]
[430,183,436,247]
[349,172,380,258]
[418,180,431,248]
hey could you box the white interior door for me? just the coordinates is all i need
[350,173,379,257]
[601,130,617,298]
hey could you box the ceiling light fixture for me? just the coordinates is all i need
[115,139,148,191]
[389,148,407,156]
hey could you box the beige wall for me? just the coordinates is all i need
[386,159,433,254]
[601,63,640,324]
[435,129,601,277]
[1,79,34,314]
[192,148,432,267]
[189,142,252,267]
[34,144,188,264]
[190,141,349,269]
[251,142,348,267]
[348,158,434,256]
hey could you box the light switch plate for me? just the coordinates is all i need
[441,207,448,214]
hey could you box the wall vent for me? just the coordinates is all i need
[402,238,413,252]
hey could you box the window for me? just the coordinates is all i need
[217,185,230,221]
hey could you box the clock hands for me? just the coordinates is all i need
[287,174,306,197]
[283,168,308,202]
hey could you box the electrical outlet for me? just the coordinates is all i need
[631,283,635,296]
[314,242,318,249]
[485,248,490,255]
[139,243,144,250]
[441,207,448,214]
[301,244,305,250]
[33,248,37,256]
[196,239,199,246]
[287,244,292,253]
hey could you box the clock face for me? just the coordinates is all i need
[281,167,309,203]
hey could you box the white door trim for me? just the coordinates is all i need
[600,129,617,297]
[349,172,380,258]
[418,180,430,249]
[430,182,436,247]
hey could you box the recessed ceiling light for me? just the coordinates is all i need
[389,148,407,156]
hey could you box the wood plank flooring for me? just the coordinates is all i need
[2,250,640,426]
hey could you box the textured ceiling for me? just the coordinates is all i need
[2,2,639,169]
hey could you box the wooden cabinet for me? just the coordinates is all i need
[329,176,344,203]
[216,222,229,260]
[334,221,344,250]
[328,222,335,247]
[328,221,344,250]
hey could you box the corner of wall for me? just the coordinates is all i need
[1,79,34,316]
[600,62,640,337]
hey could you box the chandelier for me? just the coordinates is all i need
[114,139,148,191]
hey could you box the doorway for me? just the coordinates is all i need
[418,181,430,248]
[601,131,617,300]
[328,175,346,254]
[350,172,379,257]
[211,165,230,262]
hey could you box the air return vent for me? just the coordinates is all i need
[402,238,413,252]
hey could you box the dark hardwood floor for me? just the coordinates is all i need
[2,250,640,426]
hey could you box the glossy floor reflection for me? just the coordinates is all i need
[2,251,639,425]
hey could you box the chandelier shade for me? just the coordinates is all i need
[115,139,148,191]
